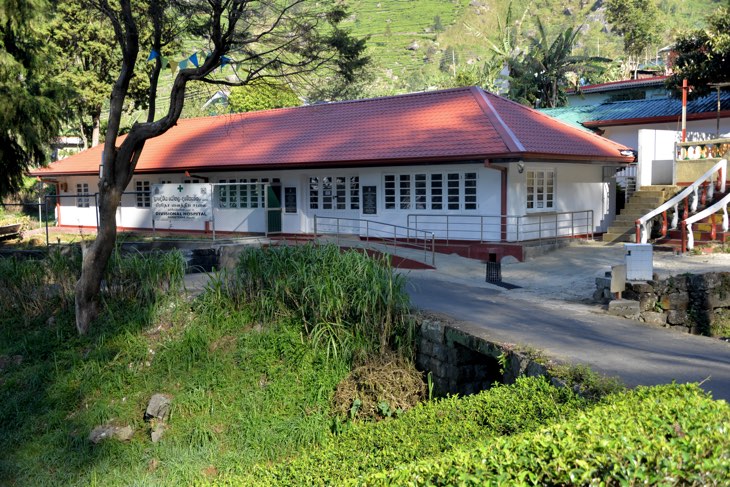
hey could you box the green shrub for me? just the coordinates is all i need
[361,383,730,485]
[246,377,586,485]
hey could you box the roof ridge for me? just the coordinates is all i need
[172,86,478,124]
[471,87,525,153]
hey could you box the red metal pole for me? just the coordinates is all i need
[635,219,641,243]
[683,197,689,220]
[662,210,668,237]
[711,213,717,241]
[681,220,687,253]
[681,79,688,143]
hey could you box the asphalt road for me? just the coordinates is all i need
[406,275,730,402]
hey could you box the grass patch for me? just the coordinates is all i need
[0,249,353,485]
[2,244,727,485]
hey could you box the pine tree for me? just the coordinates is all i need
[0,0,64,197]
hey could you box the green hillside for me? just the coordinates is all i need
[338,0,721,93]
[118,0,720,125]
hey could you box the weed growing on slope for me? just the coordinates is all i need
[213,243,415,360]
[0,248,351,485]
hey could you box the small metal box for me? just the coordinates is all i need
[624,243,653,281]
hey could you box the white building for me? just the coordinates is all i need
[32,87,634,261]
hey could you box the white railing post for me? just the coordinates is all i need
[687,222,695,250]
[691,187,699,213]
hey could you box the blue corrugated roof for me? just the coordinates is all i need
[541,91,730,128]
[540,105,597,130]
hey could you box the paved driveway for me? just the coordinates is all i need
[402,243,730,401]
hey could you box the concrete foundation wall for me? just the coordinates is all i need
[416,317,552,396]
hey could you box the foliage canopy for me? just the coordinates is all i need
[668,6,730,97]
[0,0,64,197]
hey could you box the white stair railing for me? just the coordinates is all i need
[635,159,727,244]
[683,192,730,251]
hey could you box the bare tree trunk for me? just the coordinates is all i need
[91,112,101,147]
[79,120,88,150]
[74,186,121,334]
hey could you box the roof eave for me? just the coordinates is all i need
[584,110,730,128]
[27,150,632,177]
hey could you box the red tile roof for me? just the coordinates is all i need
[32,87,633,177]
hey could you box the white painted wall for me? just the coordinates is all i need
[56,161,611,242]
[504,162,612,239]
[602,117,730,152]
[637,129,677,187]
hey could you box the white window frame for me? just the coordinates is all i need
[136,180,150,208]
[525,168,555,212]
[308,175,359,211]
[384,171,478,211]
[76,183,90,208]
[216,178,272,209]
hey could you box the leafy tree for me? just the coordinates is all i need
[228,82,300,112]
[0,0,64,197]
[605,0,661,77]
[49,1,117,148]
[667,6,730,98]
[75,0,368,334]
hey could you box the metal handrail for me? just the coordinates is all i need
[683,192,730,251]
[406,210,594,243]
[635,158,727,244]
[313,215,436,266]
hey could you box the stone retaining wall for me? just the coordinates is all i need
[416,318,551,396]
[595,272,730,335]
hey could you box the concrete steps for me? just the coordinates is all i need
[603,185,679,244]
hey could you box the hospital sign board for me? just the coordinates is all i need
[151,183,212,221]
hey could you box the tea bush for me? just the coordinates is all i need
[246,377,586,485]
[361,383,730,486]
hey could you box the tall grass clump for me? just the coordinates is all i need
[0,246,184,326]
[0,248,80,323]
[219,244,412,359]
[103,248,185,306]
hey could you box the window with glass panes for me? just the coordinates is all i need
[308,175,359,210]
[136,180,150,207]
[384,172,477,211]
[76,183,90,208]
[526,169,555,211]
[217,178,275,209]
